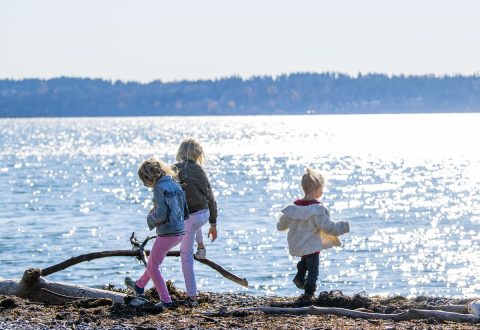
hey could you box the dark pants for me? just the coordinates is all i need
[294,252,319,295]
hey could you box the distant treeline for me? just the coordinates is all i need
[1,73,480,117]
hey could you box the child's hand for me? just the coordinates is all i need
[208,225,217,242]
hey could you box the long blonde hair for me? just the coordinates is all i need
[176,138,205,164]
[138,158,176,186]
[301,167,325,194]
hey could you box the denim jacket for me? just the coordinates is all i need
[147,176,187,237]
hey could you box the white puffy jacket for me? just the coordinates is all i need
[277,203,350,257]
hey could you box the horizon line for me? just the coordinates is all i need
[2,71,480,85]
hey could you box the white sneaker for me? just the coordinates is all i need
[195,247,206,259]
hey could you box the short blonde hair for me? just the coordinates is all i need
[301,168,325,194]
[138,158,176,186]
[176,138,205,164]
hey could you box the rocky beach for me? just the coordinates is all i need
[1,282,479,330]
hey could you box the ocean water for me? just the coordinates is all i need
[0,114,479,298]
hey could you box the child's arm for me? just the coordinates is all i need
[314,205,350,236]
[206,182,217,224]
[146,189,168,230]
[196,167,217,225]
[277,214,289,231]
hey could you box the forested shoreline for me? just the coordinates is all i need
[1,73,480,117]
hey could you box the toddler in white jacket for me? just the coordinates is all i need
[277,168,350,302]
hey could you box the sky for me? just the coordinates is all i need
[1,0,480,82]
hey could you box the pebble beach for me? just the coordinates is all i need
[1,282,479,330]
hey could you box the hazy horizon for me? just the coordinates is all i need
[2,71,480,85]
[2,0,480,83]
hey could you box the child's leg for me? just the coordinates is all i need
[303,253,320,296]
[181,209,209,298]
[195,227,204,248]
[294,256,307,284]
[136,263,152,289]
[140,235,183,303]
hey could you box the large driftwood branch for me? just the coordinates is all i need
[40,233,247,287]
[205,304,480,323]
[226,305,480,323]
[41,250,141,276]
[166,251,248,287]
[41,250,248,287]
[5,268,131,305]
[0,233,247,305]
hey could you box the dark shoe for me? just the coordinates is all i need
[295,293,315,305]
[162,301,175,308]
[293,277,305,289]
[125,277,144,296]
[186,297,199,307]
[153,302,165,312]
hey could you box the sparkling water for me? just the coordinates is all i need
[0,114,479,297]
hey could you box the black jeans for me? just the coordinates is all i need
[294,252,319,295]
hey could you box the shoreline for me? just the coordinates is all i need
[1,283,479,330]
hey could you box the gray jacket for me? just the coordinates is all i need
[173,160,217,224]
[147,175,186,237]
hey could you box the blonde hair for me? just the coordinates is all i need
[301,168,325,194]
[176,138,205,164]
[138,158,176,186]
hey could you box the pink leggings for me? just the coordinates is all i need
[135,235,183,303]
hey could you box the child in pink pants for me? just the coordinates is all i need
[125,158,188,308]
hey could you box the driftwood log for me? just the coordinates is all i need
[41,251,248,287]
[40,232,247,287]
[0,233,248,305]
[1,268,131,305]
[203,303,480,323]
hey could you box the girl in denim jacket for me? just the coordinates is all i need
[125,158,187,308]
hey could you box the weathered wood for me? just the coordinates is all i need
[1,272,129,304]
[40,249,248,287]
[1,233,247,306]
[129,233,155,267]
[167,251,249,288]
[15,268,42,300]
[231,306,480,323]
[468,300,480,316]
[41,250,142,276]
[0,278,19,295]
[430,304,466,313]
